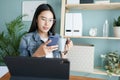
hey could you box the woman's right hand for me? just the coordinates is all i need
[32,40,58,57]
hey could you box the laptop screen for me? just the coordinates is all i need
[4,56,70,80]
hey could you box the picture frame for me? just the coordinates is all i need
[22,1,47,21]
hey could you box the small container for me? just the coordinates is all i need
[100,54,106,68]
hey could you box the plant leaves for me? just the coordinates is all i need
[0,15,27,64]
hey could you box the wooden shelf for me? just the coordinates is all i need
[94,67,120,77]
[72,67,120,77]
[64,36,120,40]
[66,3,120,10]
[61,0,120,78]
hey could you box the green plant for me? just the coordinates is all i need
[113,16,120,27]
[0,15,27,65]
[104,51,120,75]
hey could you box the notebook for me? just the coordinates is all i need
[4,56,70,80]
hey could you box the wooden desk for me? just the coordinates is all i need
[0,72,103,80]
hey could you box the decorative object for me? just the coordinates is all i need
[0,15,27,65]
[103,20,109,37]
[100,54,106,68]
[89,27,97,37]
[113,16,120,37]
[103,51,120,75]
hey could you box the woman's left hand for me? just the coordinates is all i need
[61,38,73,58]
[65,38,73,51]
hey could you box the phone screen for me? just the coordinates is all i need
[47,37,59,46]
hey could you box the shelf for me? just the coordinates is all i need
[64,36,120,40]
[71,67,120,77]
[66,3,120,10]
[61,0,120,78]
[94,67,120,77]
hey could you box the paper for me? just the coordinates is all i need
[0,66,9,78]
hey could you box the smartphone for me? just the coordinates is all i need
[47,37,59,46]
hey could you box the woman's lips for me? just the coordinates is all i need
[43,27,49,30]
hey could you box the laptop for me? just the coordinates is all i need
[4,56,70,80]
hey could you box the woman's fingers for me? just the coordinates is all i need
[66,38,70,44]
[65,38,73,51]
[47,45,58,52]
[44,40,51,45]
[66,38,73,46]
[50,45,58,50]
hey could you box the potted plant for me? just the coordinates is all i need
[0,15,27,65]
[113,16,120,37]
[104,51,120,75]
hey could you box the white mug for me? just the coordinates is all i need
[58,37,67,52]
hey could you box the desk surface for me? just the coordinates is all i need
[0,72,104,80]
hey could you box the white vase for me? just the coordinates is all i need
[113,27,120,37]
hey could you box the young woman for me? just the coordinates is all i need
[19,4,73,58]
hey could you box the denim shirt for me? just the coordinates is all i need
[19,30,61,58]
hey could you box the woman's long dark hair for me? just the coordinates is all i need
[28,4,56,35]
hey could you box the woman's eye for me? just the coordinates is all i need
[42,18,46,21]
[49,19,53,22]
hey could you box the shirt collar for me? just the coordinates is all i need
[33,30,54,41]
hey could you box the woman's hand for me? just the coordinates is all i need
[32,40,58,57]
[65,38,73,51]
[61,38,73,58]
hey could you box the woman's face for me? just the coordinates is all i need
[37,10,55,34]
